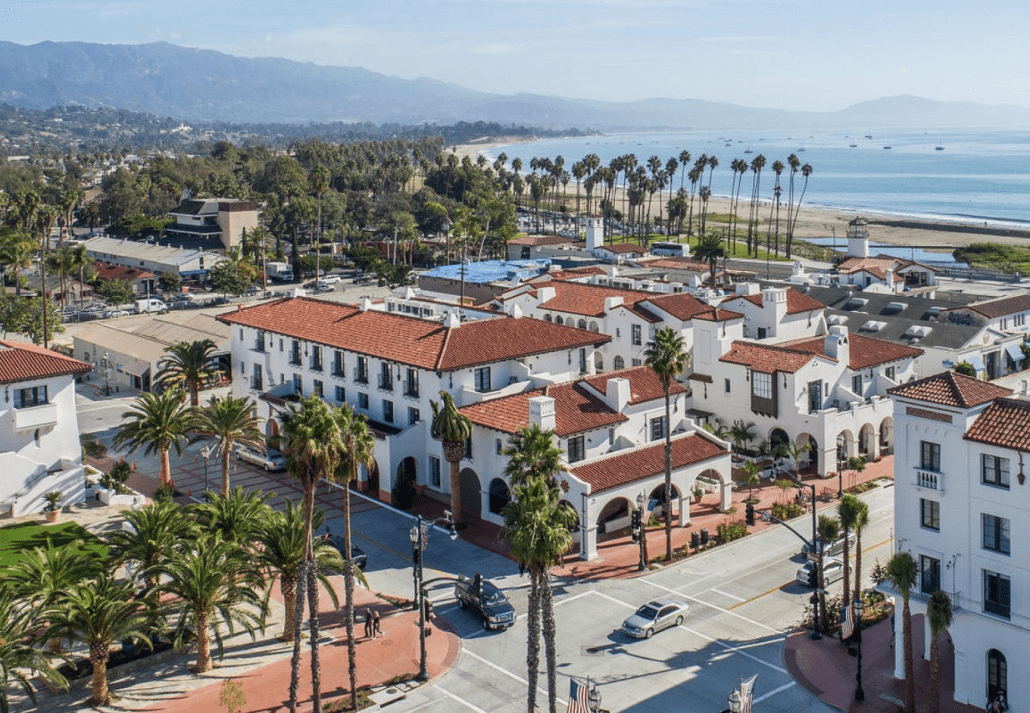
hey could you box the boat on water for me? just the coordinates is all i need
[865,134,873,139]
[935,146,945,151]
[849,144,858,148]
[883,146,892,150]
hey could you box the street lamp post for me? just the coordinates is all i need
[410,512,458,682]
[777,466,821,640]
[102,350,111,396]
[853,598,866,702]
[636,492,646,572]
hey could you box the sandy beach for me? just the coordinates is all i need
[452,139,1030,253]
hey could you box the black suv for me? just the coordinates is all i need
[454,574,517,630]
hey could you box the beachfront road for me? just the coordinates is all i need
[387,484,894,713]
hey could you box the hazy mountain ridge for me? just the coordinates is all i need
[1,40,1028,130]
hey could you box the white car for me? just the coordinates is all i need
[321,274,342,285]
[796,558,844,587]
[234,444,286,472]
[104,309,130,318]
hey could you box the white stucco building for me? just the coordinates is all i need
[887,371,1024,708]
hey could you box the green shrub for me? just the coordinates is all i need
[716,521,748,543]
[771,501,804,521]
[154,483,176,503]
[80,433,107,459]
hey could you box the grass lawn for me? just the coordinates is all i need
[0,520,107,571]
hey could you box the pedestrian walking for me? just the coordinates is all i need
[518,562,525,577]
[363,608,373,639]
[373,610,382,638]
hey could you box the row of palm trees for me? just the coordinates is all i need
[0,489,350,709]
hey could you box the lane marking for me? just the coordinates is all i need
[433,685,490,713]
[553,591,593,607]
[641,579,779,632]
[680,626,787,674]
[708,587,745,602]
[462,649,569,708]
[754,680,797,703]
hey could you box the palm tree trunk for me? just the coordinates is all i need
[902,599,915,713]
[221,447,231,495]
[818,552,829,633]
[541,570,558,713]
[526,569,541,713]
[160,449,171,487]
[280,575,297,641]
[853,530,863,604]
[189,379,200,408]
[195,612,211,672]
[307,558,322,713]
[841,533,851,608]
[345,476,358,712]
[664,389,673,560]
[929,631,940,713]
[289,558,307,713]
[88,641,110,705]
[448,456,462,523]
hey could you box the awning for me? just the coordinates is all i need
[1006,343,1024,362]
[968,354,986,372]
[120,359,151,377]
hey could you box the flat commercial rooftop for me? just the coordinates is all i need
[421,259,551,284]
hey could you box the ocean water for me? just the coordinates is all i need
[485,129,1030,227]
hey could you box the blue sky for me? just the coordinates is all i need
[4,0,1029,112]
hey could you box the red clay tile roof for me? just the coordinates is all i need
[0,340,92,384]
[579,365,687,405]
[956,294,1030,319]
[964,398,1030,450]
[644,293,716,321]
[887,371,1012,408]
[781,333,922,370]
[459,383,627,437]
[643,257,712,272]
[218,297,609,372]
[692,307,744,322]
[722,288,825,315]
[536,282,661,322]
[597,243,645,254]
[719,341,818,374]
[508,235,575,247]
[571,433,727,493]
[93,262,155,282]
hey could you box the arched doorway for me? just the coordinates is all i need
[770,428,789,455]
[836,430,854,470]
[858,423,875,458]
[488,477,510,515]
[459,467,482,518]
[595,497,631,535]
[362,460,380,497]
[648,483,681,521]
[879,417,894,455]
[796,433,818,473]
[396,456,416,490]
[988,649,1007,703]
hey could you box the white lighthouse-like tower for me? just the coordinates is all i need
[846,217,870,258]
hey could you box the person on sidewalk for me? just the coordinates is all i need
[363,608,373,639]
[373,610,382,638]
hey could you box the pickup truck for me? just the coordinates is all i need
[454,574,517,630]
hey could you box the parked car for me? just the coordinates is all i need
[233,444,286,472]
[454,574,517,630]
[621,599,688,639]
[326,534,368,569]
[104,309,130,318]
[796,557,845,587]
[321,274,342,285]
[801,532,856,559]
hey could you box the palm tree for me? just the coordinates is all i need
[430,391,473,523]
[785,440,813,475]
[644,327,689,560]
[255,500,342,642]
[192,395,265,495]
[850,498,870,604]
[693,230,723,287]
[729,419,756,455]
[68,243,93,312]
[333,403,375,713]
[279,395,346,713]
[815,515,841,633]
[114,388,196,488]
[927,590,953,713]
[503,423,568,488]
[0,237,34,296]
[156,339,220,407]
[157,536,267,674]
[0,584,68,711]
[193,487,272,544]
[741,461,762,503]
[837,493,863,607]
[502,476,576,713]
[48,573,154,706]
[887,551,918,713]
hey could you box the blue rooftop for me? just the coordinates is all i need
[422,259,551,284]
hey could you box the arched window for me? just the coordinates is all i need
[555,316,564,325]
[613,356,625,370]
[988,649,1007,703]
[578,319,587,330]
[544,314,553,322]
[488,478,511,515]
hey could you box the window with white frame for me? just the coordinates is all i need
[920,499,940,531]
[429,456,441,487]
[631,324,642,346]
[568,435,585,463]
[649,416,667,441]
[983,513,1011,554]
[982,454,1010,489]
[984,570,1011,618]
[474,366,491,393]
[920,441,941,472]
[752,372,772,399]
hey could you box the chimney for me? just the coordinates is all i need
[360,297,373,312]
[824,325,850,364]
[537,286,556,303]
[445,311,461,329]
[604,296,624,311]
[762,287,788,323]
[605,377,631,412]
[508,303,523,319]
[528,395,556,432]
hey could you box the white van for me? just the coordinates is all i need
[135,298,168,314]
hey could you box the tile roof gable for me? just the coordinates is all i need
[887,370,1012,408]
[570,432,727,493]
[964,398,1030,451]
[0,340,92,384]
[459,382,627,437]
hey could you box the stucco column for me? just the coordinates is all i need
[679,492,689,527]
[893,595,905,679]
[579,493,598,560]
[720,479,732,510]
[923,611,931,661]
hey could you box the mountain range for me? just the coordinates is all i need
[1,40,1028,131]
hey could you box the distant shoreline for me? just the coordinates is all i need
[452,140,1030,251]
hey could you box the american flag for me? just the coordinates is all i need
[739,674,758,713]
[566,679,589,713]
[840,604,855,642]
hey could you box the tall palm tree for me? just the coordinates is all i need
[837,493,863,607]
[644,327,689,560]
[502,476,576,713]
[114,388,196,488]
[0,237,34,296]
[67,243,93,312]
[193,487,272,544]
[0,584,68,712]
[156,536,267,674]
[850,498,870,604]
[34,203,57,348]
[886,551,917,713]
[334,404,375,713]
[48,572,154,706]
[503,423,568,489]
[279,395,345,713]
[430,391,473,523]
[192,394,265,495]
[155,339,220,407]
[693,229,723,287]
[255,500,342,642]
[816,514,841,633]
[927,590,953,713]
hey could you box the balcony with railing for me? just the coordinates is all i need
[916,468,944,492]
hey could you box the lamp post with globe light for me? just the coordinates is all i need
[853,597,866,702]
[410,512,457,682]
